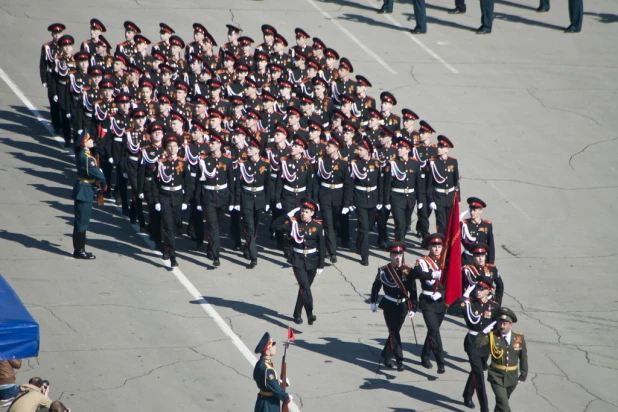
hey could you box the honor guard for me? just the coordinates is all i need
[152,23,175,59]
[236,138,271,268]
[383,136,423,242]
[219,24,242,60]
[375,126,397,249]
[81,18,106,55]
[413,234,448,373]
[184,120,210,242]
[68,52,90,144]
[41,23,65,133]
[185,23,209,60]
[252,333,292,411]
[447,275,501,411]
[474,307,528,412]
[353,75,376,126]
[463,243,504,305]
[370,242,418,371]
[131,35,152,74]
[351,136,382,266]
[71,132,107,259]
[123,106,149,231]
[291,28,313,59]
[427,135,460,234]
[256,24,277,55]
[272,198,325,325]
[312,135,351,263]
[116,21,141,60]
[275,135,313,216]
[53,35,76,146]
[461,197,495,265]
[414,120,437,245]
[266,126,291,249]
[194,132,235,267]
[332,58,356,107]
[380,92,401,132]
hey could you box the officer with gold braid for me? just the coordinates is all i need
[253,332,292,412]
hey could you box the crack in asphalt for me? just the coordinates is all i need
[463,176,618,191]
[575,346,618,371]
[189,347,252,380]
[33,304,78,334]
[37,303,209,319]
[531,373,563,411]
[409,65,420,85]
[568,136,618,170]
[526,89,607,130]
[331,262,365,299]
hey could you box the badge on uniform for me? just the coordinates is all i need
[268,373,276,380]
[483,310,492,318]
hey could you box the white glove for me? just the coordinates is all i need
[463,284,475,298]
[43,82,47,88]
[408,311,415,319]
[418,203,423,210]
[182,203,188,211]
[66,113,71,119]
[518,380,524,385]
[288,395,293,402]
[276,202,282,210]
[77,129,83,135]
[376,204,382,210]
[122,173,128,179]
[138,193,144,199]
[370,303,377,312]
[228,205,234,211]
[432,270,442,280]
[265,204,270,212]
[279,378,291,386]
[317,268,324,275]
[53,95,58,102]
[341,207,350,215]
[197,205,202,211]
[234,205,240,211]
[287,207,301,218]
[431,292,442,301]
[109,158,114,165]
[316,204,320,212]
[483,321,497,334]
[155,203,161,212]
[385,204,391,211]
[430,202,437,210]
[349,206,356,212]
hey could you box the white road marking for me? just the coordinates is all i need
[0,67,301,412]
[304,0,398,75]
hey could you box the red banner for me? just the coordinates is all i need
[440,192,462,305]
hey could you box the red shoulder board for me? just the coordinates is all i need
[392,113,400,118]
[158,157,167,163]
[486,263,495,267]
[280,156,289,161]
[483,219,492,224]
[312,219,323,224]
[222,153,232,159]
[261,157,270,163]
[462,218,470,223]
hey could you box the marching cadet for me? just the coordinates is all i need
[257,24,277,55]
[413,233,448,373]
[152,134,194,267]
[285,106,308,141]
[463,242,504,305]
[152,23,175,59]
[194,132,235,267]
[362,108,382,146]
[184,120,210,242]
[90,79,116,183]
[191,96,209,126]
[226,97,247,132]
[219,24,242,62]
[148,51,166,84]
[383,136,423,243]
[207,108,230,144]
[228,64,249,97]
[427,135,460,234]
[91,36,113,73]
[398,108,420,144]
[40,23,65,134]
[369,242,419,371]
[116,21,141,60]
[474,307,528,412]
[249,50,270,89]
[332,58,356,107]
[351,136,382,266]
[272,197,325,325]
[172,80,194,121]
[81,18,106,55]
[300,57,320,97]
[200,32,219,72]
[167,36,187,79]
[237,36,255,69]
[305,119,327,162]
[138,121,166,250]
[123,105,149,231]
[264,63,283,96]
[380,92,401,132]
[414,120,437,246]
[339,120,358,163]
[321,48,339,85]
[125,64,142,98]
[462,197,496,265]
[299,95,321,130]
[271,34,292,70]
[259,91,283,142]
[375,126,396,249]
[279,82,301,114]
[131,34,152,74]
[312,135,351,263]
[108,52,129,92]
[156,93,174,131]
[107,92,132,212]
[244,79,263,111]
[311,37,327,67]
[185,23,209,60]
[275,135,313,218]
[229,125,250,251]
[246,108,267,144]
[312,77,333,128]
[353,75,375,126]
[71,132,107,259]
[447,275,501,411]
[236,137,271,268]
[68,51,90,144]
[184,53,202,94]
[289,51,307,89]
[291,28,313,59]
[266,126,291,248]
[81,65,104,135]
[252,332,292,411]
[155,64,175,99]
[53,34,76,146]
[207,79,231,117]
[339,94,360,128]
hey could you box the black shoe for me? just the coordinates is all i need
[437,364,445,374]
[564,26,580,33]
[483,363,488,371]
[536,6,549,12]
[250,260,257,268]
[308,315,317,325]
[213,259,221,267]
[170,258,179,267]
[283,250,290,259]
[293,317,303,325]
[464,398,475,409]
[396,360,404,372]
[421,358,433,369]
[410,27,427,34]
[476,26,492,34]
[361,256,369,266]
[377,9,392,14]
[383,358,395,368]
[162,252,170,260]
[192,244,205,252]
[330,255,337,264]
[207,250,214,260]
[73,250,96,260]
[243,248,251,260]
[448,7,466,14]
[139,226,148,234]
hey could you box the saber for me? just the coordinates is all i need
[410,317,418,346]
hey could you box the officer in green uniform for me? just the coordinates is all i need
[71,132,107,259]
[475,307,528,412]
[253,332,292,412]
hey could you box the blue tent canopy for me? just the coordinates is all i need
[0,275,39,361]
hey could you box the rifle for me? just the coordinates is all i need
[94,153,104,206]
[280,339,290,412]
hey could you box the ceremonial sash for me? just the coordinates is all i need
[351,161,367,180]
[384,264,412,310]
[430,160,446,184]
[390,160,406,181]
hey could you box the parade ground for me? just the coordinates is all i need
[0,0,617,410]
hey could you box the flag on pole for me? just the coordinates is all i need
[287,327,295,343]
[440,192,463,305]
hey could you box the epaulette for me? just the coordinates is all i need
[158,157,167,163]
[391,113,400,118]
[483,219,492,224]
[513,331,524,336]
[486,263,496,267]
[178,156,186,161]
[261,157,270,163]
[238,158,247,163]
[338,156,347,161]
[280,156,289,161]
[222,153,232,159]
[141,144,151,150]
[462,218,470,223]
[402,263,412,268]
[94,99,103,105]
[320,139,328,145]
[312,218,322,224]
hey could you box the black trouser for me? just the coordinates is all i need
[204,204,226,259]
[455,0,466,11]
[338,210,350,247]
[114,164,128,210]
[381,302,407,363]
[148,204,162,244]
[127,171,145,227]
[321,203,342,257]
[293,266,317,319]
[539,0,549,8]
[58,97,71,143]
[190,199,204,242]
[101,159,113,196]
[377,207,391,245]
[70,96,84,141]
[230,209,242,248]
[435,204,452,235]
[381,0,394,11]
[243,206,262,260]
[421,307,446,364]
[416,206,432,238]
[356,206,376,259]
[480,0,494,29]
[464,334,490,412]
[391,196,416,242]
[47,82,61,131]
[413,0,427,31]
[569,0,583,30]
[270,203,285,248]
[160,194,182,258]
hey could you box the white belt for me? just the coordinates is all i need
[204,183,228,190]
[85,112,93,117]
[321,182,343,189]
[421,290,436,296]
[270,172,278,179]
[190,172,197,177]
[145,177,153,181]
[59,80,67,85]
[129,155,139,161]
[468,330,479,336]
[114,137,123,142]
[292,248,317,255]
[383,295,407,304]
[392,187,415,194]
[284,185,306,193]
[356,186,377,192]
[421,173,426,178]
[435,187,455,194]
[162,185,183,192]
[243,185,264,192]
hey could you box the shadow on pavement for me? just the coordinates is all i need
[0,229,69,257]
[361,378,466,411]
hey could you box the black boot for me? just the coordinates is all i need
[73,232,95,259]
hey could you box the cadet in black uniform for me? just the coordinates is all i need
[275,136,313,216]
[184,120,210,243]
[237,138,271,268]
[266,126,291,248]
[256,24,277,55]
[461,197,495,265]
[380,92,401,132]
[54,35,76,146]
[123,105,149,231]
[272,197,325,325]
[71,132,107,259]
[41,23,65,133]
[81,18,106,55]
[462,243,504,305]
[375,126,397,249]
[447,275,501,411]
[152,23,174,59]
[370,242,418,371]
[427,135,460,235]
[413,120,437,246]
[116,21,140,60]
[194,132,235,267]
[68,51,90,144]
[152,135,194,268]
[413,233,448,373]
[107,92,132,213]
[252,332,292,412]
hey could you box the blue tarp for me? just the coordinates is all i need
[0,275,39,360]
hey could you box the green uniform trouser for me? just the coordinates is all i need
[490,382,516,412]
[74,199,93,232]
